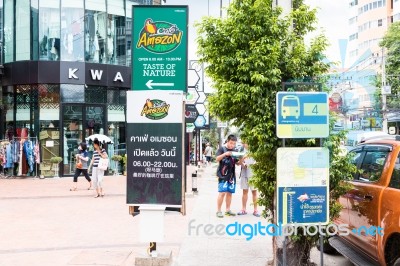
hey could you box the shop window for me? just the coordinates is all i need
[85,0,107,63]
[16,0,31,61]
[85,86,107,103]
[107,0,125,65]
[61,0,84,62]
[4,0,14,63]
[39,0,61,61]
[61,84,85,103]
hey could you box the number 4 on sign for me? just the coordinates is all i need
[312,105,318,115]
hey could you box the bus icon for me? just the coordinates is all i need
[281,95,300,119]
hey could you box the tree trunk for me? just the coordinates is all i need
[275,236,315,266]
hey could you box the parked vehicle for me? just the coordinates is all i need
[344,130,389,150]
[329,135,400,265]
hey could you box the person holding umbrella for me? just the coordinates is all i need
[88,138,108,198]
[70,142,92,191]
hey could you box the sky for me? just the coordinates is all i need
[165,0,350,66]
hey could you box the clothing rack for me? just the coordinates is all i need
[5,137,39,178]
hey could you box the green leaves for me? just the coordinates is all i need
[196,1,351,261]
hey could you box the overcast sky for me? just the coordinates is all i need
[165,0,349,65]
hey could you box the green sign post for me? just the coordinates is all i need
[132,6,188,91]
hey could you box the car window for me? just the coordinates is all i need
[358,150,388,182]
[349,149,363,180]
[390,154,400,189]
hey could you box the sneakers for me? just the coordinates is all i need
[225,210,236,216]
[216,211,224,218]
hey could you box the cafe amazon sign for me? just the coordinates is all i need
[132,6,188,92]
[136,19,183,53]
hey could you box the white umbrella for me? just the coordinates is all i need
[85,134,114,144]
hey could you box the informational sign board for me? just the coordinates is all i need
[276,92,329,138]
[277,147,329,225]
[126,91,183,206]
[132,6,188,91]
[126,123,182,205]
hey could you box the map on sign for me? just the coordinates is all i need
[277,148,329,187]
[276,92,329,138]
[277,147,329,225]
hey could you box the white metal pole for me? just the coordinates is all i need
[382,47,388,133]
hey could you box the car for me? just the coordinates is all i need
[329,135,400,265]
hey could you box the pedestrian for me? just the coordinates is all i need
[203,143,213,166]
[237,143,260,217]
[215,134,240,218]
[88,138,108,198]
[70,142,92,191]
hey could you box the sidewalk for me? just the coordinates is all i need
[175,163,272,266]
[0,165,353,266]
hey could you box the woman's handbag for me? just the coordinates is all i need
[76,161,83,169]
[98,157,109,171]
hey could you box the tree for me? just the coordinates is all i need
[196,0,356,264]
[380,21,400,111]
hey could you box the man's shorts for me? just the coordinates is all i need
[240,176,256,191]
[218,179,236,193]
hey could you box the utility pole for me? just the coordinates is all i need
[382,47,388,133]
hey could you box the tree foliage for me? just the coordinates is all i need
[197,0,330,212]
[196,0,356,264]
[380,21,400,110]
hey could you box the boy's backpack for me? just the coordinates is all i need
[217,147,235,181]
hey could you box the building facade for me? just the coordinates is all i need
[330,0,393,130]
[0,0,161,177]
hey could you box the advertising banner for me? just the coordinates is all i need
[126,90,184,124]
[132,6,188,91]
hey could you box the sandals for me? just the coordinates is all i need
[216,211,224,218]
[253,211,261,217]
[237,210,248,215]
[94,194,100,198]
[70,187,77,191]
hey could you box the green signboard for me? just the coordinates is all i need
[132,6,188,91]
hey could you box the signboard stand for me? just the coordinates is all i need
[277,83,327,266]
[128,5,188,260]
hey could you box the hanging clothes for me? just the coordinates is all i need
[34,142,40,164]
[5,143,13,169]
[18,140,23,176]
[24,140,34,173]
[13,141,20,163]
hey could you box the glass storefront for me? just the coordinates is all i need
[39,0,61,61]
[61,0,84,62]
[0,0,157,176]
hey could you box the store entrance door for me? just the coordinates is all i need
[61,104,106,176]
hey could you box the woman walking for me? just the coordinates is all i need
[70,142,92,191]
[88,138,108,198]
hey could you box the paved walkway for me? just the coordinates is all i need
[0,164,352,266]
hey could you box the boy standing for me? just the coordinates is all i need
[215,134,240,218]
[237,143,260,217]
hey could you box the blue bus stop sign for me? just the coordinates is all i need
[276,92,329,138]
